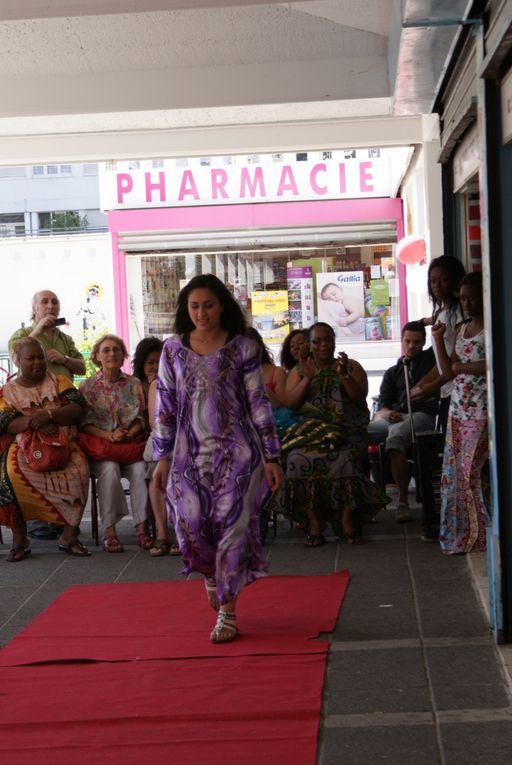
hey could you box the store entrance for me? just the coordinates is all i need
[125,240,403,399]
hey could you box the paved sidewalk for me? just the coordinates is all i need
[2,492,512,764]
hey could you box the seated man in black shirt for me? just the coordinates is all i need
[368,321,439,522]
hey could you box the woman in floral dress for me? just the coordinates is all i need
[432,272,489,553]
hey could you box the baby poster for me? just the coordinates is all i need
[316,271,365,341]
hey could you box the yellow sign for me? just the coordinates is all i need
[251,291,290,343]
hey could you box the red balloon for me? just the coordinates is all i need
[396,235,426,265]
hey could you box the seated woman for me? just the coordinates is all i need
[246,328,289,544]
[79,334,150,553]
[133,336,179,557]
[283,322,388,545]
[0,338,91,561]
[132,336,163,405]
[280,329,309,373]
[246,328,286,406]
[146,378,180,556]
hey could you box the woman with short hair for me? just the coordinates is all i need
[0,337,90,561]
[79,333,150,553]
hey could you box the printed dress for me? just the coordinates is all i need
[440,327,489,553]
[152,335,280,604]
[0,373,89,528]
[280,367,389,534]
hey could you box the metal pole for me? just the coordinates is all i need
[403,357,416,445]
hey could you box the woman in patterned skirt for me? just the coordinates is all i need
[432,272,489,554]
[152,275,283,644]
[283,322,389,546]
[0,338,90,561]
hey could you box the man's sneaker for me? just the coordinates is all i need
[395,503,411,523]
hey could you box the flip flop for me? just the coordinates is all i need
[58,539,92,557]
[305,534,326,548]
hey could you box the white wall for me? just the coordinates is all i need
[0,165,104,222]
[0,233,115,352]
[401,129,444,330]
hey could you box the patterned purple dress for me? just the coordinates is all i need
[152,334,280,604]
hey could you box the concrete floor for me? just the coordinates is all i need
[1,491,512,764]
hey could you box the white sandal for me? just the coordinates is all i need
[210,611,238,644]
[204,577,219,611]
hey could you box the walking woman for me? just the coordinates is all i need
[152,275,283,644]
[431,272,489,554]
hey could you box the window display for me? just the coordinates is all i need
[127,243,400,353]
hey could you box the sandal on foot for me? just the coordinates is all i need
[342,532,364,545]
[210,611,238,644]
[6,544,27,563]
[305,534,326,548]
[149,538,171,557]
[137,529,154,550]
[58,539,92,557]
[205,577,219,611]
[169,541,181,556]
[395,503,411,523]
[102,535,124,553]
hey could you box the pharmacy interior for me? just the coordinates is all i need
[102,149,413,385]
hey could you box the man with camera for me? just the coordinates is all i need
[8,290,85,381]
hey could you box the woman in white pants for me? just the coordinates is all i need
[79,334,150,552]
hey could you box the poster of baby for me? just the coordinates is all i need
[316,271,365,341]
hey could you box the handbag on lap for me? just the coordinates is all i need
[19,428,71,472]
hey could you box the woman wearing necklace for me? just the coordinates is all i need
[0,338,90,561]
[432,272,489,554]
[283,322,388,545]
[152,274,283,644]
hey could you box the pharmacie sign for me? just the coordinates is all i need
[99,150,396,210]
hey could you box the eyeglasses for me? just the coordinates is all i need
[99,346,122,354]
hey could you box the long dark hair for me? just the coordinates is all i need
[280,329,308,371]
[246,327,274,365]
[132,336,163,381]
[174,274,247,335]
[427,255,466,319]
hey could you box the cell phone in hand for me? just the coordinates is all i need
[54,317,66,326]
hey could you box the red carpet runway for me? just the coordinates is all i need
[0,572,349,764]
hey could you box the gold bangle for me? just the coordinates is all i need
[47,409,54,422]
